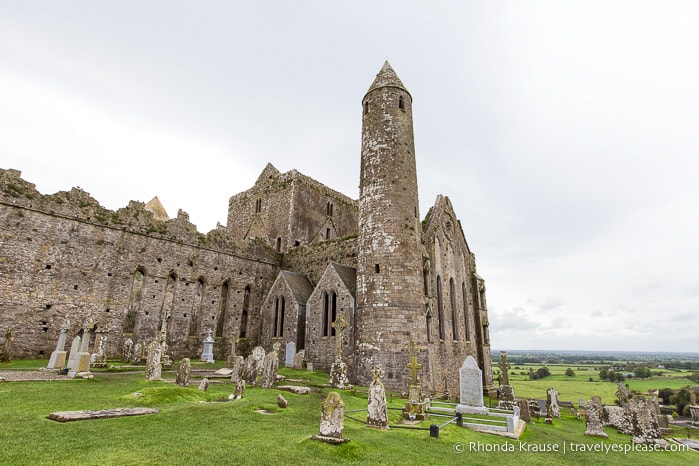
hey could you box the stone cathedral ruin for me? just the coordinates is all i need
[0,62,496,395]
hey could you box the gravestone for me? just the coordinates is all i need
[234,379,245,399]
[616,382,630,404]
[285,342,295,368]
[131,342,143,364]
[688,387,698,426]
[547,388,560,418]
[628,396,663,445]
[591,395,602,406]
[252,346,266,374]
[260,342,280,389]
[528,399,541,418]
[47,320,69,369]
[328,316,349,389]
[90,333,107,368]
[498,351,511,386]
[0,328,12,362]
[402,342,427,420]
[497,384,517,410]
[307,362,314,372]
[121,338,133,363]
[230,355,244,384]
[66,336,81,371]
[175,358,191,387]
[604,405,632,434]
[293,350,305,371]
[584,400,608,438]
[517,398,531,423]
[367,365,389,430]
[243,354,258,385]
[200,329,215,363]
[145,340,162,381]
[455,355,487,415]
[329,359,349,388]
[75,321,92,373]
[311,392,349,444]
[690,407,699,426]
[277,394,288,408]
[544,398,553,424]
[225,338,237,368]
[198,378,209,391]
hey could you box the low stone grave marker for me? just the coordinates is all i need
[47,408,159,422]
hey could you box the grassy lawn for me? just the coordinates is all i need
[0,361,696,465]
[502,364,696,406]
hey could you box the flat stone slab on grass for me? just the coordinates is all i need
[277,385,311,395]
[47,407,159,422]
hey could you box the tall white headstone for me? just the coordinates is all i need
[200,329,215,363]
[456,355,488,415]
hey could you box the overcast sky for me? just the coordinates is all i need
[1,1,697,353]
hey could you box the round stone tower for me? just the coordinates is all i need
[353,62,427,390]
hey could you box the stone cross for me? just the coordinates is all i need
[331,315,348,358]
[406,341,422,385]
[498,351,511,386]
[371,364,384,384]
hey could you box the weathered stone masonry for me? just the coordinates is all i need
[0,62,495,396]
[0,169,279,360]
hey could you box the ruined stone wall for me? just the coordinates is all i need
[305,275,355,373]
[422,195,494,395]
[0,169,279,360]
[227,164,358,253]
[258,279,301,359]
[282,236,358,284]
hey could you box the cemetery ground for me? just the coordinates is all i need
[1,361,697,465]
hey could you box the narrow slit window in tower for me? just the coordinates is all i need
[375,264,380,273]
[363,101,369,115]
[399,95,405,110]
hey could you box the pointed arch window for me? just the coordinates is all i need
[273,296,285,338]
[123,268,145,333]
[322,291,337,337]
[436,276,445,340]
[189,277,205,337]
[239,285,250,338]
[426,308,433,343]
[450,278,458,340]
[462,281,470,341]
[216,281,229,337]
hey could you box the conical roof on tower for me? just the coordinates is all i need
[365,61,411,97]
